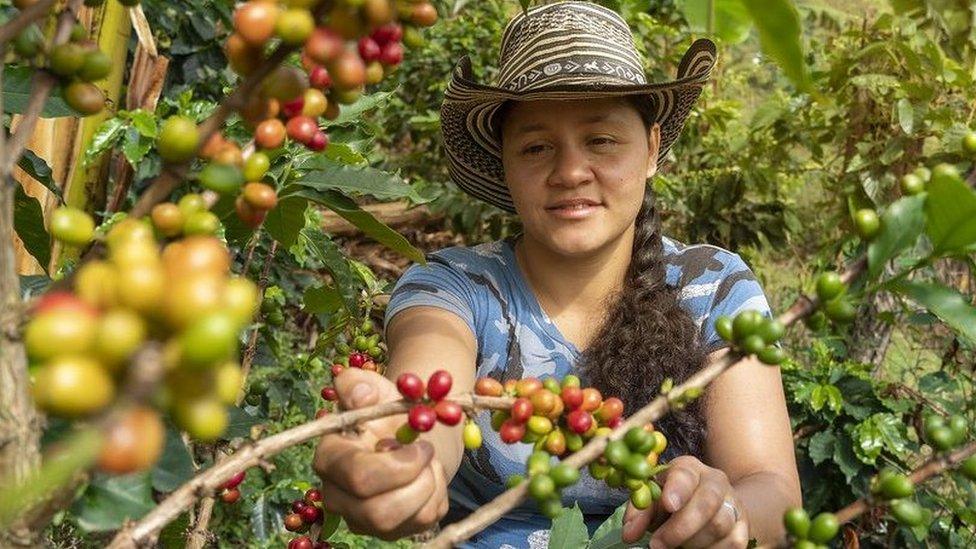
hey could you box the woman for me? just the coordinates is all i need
[313,2,800,547]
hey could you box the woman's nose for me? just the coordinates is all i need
[547,145,592,188]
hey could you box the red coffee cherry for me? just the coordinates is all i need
[580,388,603,412]
[331,364,345,377]
[510,397,533,424]
[396,373,425,401]
[281,96,305,118]
[561,386,583,410]
[220,470,246,490]
[426,370,452,401]
[499,419,526,443]
[608,416,623,429]
[567,409,593,434]
[595,397,623,424]
[348,352,367,368]
[434,400,463,426]
[357,37,381,62]
[380,42,403,66]
[291,500,308,513]
[304,488,323,504]
[307,131,329,152]
[408,404,437,432]
[320,386,338,401]
[221,488,241,504]
[515,378,543,397]
[475,377,504,397]
[315,408,329,419]
[288,536,313,549]
[299,505,322,523]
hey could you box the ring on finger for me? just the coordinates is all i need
[722,498,740,523]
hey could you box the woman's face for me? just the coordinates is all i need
[500,97,660,258]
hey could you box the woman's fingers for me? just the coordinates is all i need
[621,500,663,543]
[649,479,727,548]
[320,460,438,538]
[378,461,450,540]
[314,438,435,498]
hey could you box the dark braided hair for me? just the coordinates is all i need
[498,96,709,459]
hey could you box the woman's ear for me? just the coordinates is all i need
[646,123,662,179]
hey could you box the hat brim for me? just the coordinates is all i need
[440,38,718,214]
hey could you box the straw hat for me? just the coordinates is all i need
[439,1,717,213]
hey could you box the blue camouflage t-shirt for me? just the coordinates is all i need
[383,234,771,549]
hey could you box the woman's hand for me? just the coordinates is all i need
[621,456,749,548]
[312,369,450,540]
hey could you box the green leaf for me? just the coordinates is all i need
[85,117,126,166]
[299,228,361,314]
[263,194,308,248]
[807,430,836,465]
[588,503,652,548]
[151,423,195,492]
[810,384,843,414]
[121,126,154,166]
[325,91,394,126]
[547,503,588,549]
[322,141,368,166]
[17,150,62,202]
[675,0,752,44]
[295,159,429,203]
[159,513,192,549]
[295,189,425,265]
[832,433,864,482]
[867,194,925,278]
[896,98,914,135]
[225,406,261,439]
[740,0,811,91]
[304,284,344,314]
[892,281,976,346]
[924,171,976,253]
[14,184,51,273]
[73,473,155,532]
[3,65,73,117]
[129,109,158,137]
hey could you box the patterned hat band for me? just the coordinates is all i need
[438,1,718,214]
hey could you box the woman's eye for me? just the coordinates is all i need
[522,144,548,155]
[591,137,615,146]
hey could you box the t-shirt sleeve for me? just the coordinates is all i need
[701,254,772,352]
[383,255,480,340]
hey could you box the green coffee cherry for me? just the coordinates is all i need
[783,507,810,539]
[714,315,734,342]
[879,473,914,500]
[630,483,652,509]
[528,473,555,501]
[758,345,786,365]
[604,440,630,468]
[815,272,844,302]
[732,310,763,340]
[549,464,580,488]
[807,512,839,544]
[889,499,924,526]
[506,474,525,488]
[624,427,654,454]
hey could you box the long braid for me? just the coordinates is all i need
[576,185,708,459]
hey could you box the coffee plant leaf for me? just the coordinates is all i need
[150,423,195,493]
[296,159,429,204]
[868,194,926,279]
[17,149,61,202]
[891,281,976,347]
[807,430,836,466]
[587,503,651,548]
[547,503,587,549]
[13,184,51,273]
[304,284,344,315]
[925,171,976,254]
[225,406,261,440]
[674,0,751,44]
[264,194,309,249]
[2,65,73,117]
[299,227,361,314]
[72,473,155,532]
[740,0,812,91]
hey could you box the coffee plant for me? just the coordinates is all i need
[0,0,974,548]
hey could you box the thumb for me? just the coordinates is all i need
[333,368,400,410]
[621,499,661,543]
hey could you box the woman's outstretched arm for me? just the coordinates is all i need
[623,351,801,548]
[312,305,477,540]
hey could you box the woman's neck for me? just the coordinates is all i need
[513,229,634,321]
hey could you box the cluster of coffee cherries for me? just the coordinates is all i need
[283,489,333,548]
[867,468,928,527]
[808,271,857,326]
[921,412,970,453]
[9,13,113,116]
[153,115,282,230]
[394,370,463,442]
[27,218,256,468]
[218,470,247,504]
[714,310,787,365]
[782,508,839,549]
[145,192,222,238]
[477,376,626,454]
[330,318,385,374]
